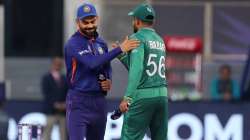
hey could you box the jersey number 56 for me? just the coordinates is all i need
[146,54,166,78]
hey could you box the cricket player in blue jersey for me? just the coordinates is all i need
[64,3,140,140]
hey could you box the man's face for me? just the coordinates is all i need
[77,16,98,37]
[132,18,139,33]
[52,58,63,72]
[220,68,231,80]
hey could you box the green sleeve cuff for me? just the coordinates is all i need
[123,96,132,103]
[117,52,127,59]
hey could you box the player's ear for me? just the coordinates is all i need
[75,19,80,25]
[135,18,140,26]
[75,18,79,23]
[95,16,99,24]
[75,19,80,30]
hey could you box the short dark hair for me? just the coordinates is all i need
[143,20,154,26]
[135,17,154,26]
[219,64,231,73]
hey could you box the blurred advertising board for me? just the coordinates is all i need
[164,36,202,53]
[164,36,203,101]
[3,100,249,140]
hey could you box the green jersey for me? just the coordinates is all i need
[119,27,167,100]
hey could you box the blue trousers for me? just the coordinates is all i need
[66,91,107,140]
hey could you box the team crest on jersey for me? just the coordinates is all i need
[132,49,138,53]
[83,6,91,13]
[98,47,104,54]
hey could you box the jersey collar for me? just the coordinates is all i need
[139,27,155,32]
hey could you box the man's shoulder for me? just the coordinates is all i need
[130,32,142,40]
[96,37,109,52]
[44,72,52,77]
[96,37,108,46]
[130,32,147,45]
[128,34,145,55]
[42,72,52,81]
[65,32,86,48]
[96,36,106,43]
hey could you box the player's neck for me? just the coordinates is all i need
[137,26,154,32]
[138,25,153,30]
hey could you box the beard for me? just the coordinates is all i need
[79,26,97,38]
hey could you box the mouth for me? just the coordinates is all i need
[85,28,95,33]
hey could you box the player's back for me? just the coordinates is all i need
[134,27,167,89]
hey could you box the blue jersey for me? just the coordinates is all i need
[64,31,122,94]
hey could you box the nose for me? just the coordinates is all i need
[86,23,94,29]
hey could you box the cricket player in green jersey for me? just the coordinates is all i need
[117,3,168,140]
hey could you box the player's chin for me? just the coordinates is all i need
[86,32,95,37]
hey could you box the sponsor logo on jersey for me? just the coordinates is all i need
[98,47,104,54]
[78,50,91,55]
[132,49,138,53]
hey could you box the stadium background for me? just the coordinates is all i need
[0,0,250,139]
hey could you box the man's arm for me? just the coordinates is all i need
[41,75,50,99]
[41,75,54,107]
[210,79,221,100]
[232,80,240,100]
[66,45,122,70]
[107,62,112,79]
[66,38,139,70]
[117,53,129,70]
[124,42,144,100]
[104,42,113,80]
[119,41,144,112]
[99,62,112,92]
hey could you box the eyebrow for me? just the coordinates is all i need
[82,18,96,23]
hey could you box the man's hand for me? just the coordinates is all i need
[119,99,129,113]
[111,41,119,48]
[54,102,66,111]
[120,36,140,52]
[223,92,232,101]
[100,79,111,91]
